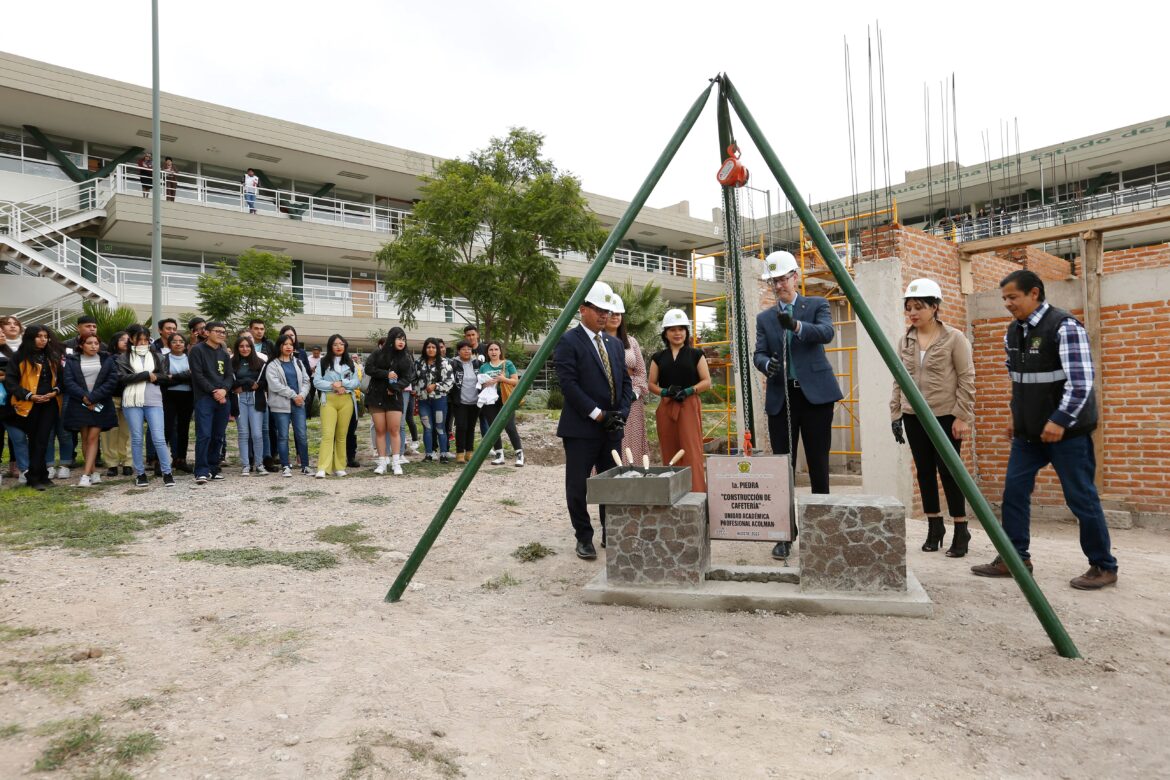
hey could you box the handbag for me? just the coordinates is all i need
[359,371,371,394]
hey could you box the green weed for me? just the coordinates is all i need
[500,498,520,507]
[177,548,339,571]
[0,625,40,642]
[481,572,521,591]
[314,523,384,562]
[34,715,104,771]
[347,494,384,505]
[112,731,161,762]
[0,723,22,739]
[511,542,556,563]
[267,496,290,505]
[0,489,163,554]
[291,489,329,498]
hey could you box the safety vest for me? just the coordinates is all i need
[1006,305,1097,441]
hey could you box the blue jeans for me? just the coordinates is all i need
[271,406,308,469]
[123,405,172,475]
[244,191,256,212]
[1001,434,1118,572]
[417,396,449,455]
[236,393,265,468]
[3,421,30,472]
[261,408,272,459]
[194,395,229,478]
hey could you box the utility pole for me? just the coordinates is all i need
[150,0,162,328]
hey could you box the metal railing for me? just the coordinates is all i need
[112,163,412,234]
[10,292,82,331]
[928,180,1170,243]
[0,199,120,294]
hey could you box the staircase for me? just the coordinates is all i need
[0,179,119,306]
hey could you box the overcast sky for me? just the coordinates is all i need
[8,2,1165,223]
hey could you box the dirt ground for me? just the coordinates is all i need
[2,413,1169,778]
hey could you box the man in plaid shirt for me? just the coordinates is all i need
[971,270,1119,589]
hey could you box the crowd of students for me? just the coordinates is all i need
[0,315,528,490]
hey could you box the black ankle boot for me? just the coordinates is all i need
[945,522,971,558]
[922,517,946,552]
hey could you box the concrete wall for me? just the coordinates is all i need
[0,170,70,202]
[855,258,914,510]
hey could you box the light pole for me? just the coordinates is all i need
[150,0,162,329]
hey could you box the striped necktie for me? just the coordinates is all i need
[595,333,615,403]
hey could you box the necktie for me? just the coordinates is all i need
[595,333,615,403]
[784,304,797,380]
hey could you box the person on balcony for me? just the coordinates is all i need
[243,168,259,214]
[163,157,177,201]
[136,153,154,197]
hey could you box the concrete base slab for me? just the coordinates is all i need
[582,569,934,618]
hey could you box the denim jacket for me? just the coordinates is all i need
[312,359,360,395]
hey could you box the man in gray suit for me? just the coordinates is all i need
[753,250,843,559]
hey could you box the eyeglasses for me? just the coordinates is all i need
[585,304,613,316]
[209,329,227,335]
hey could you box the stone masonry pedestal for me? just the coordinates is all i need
[799,494,907,593]
[605,492,709,587]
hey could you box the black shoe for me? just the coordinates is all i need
[32,481,48,491]
[946,523,971,558]
[771,541,791,560]
[346,459,360,469]
[174,460,192,473]
[575,541,597,560]
[106,467,119,478]
[122,466,133,476]
[163,473,175,487]
[211,472,225,480]
[922,517,946,552]
[263,457,277,471]
[135,474,149,487]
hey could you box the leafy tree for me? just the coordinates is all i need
[376,128,606,347]
[610,279,670,350]
[196,249,299,332]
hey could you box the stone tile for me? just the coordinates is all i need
[799,494,907,593]
[605,492,709,588]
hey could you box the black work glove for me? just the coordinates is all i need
[764,358,780,377]
[599,411,626,432]
[891,418,905,444]
[660,385,678,398]
[777,310,797,331]
[672,386,694,403]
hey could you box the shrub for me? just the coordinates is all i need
[546,387,564,410]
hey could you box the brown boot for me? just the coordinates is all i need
[455,452,465,464]
[971,555,1033,578]
[1070,566,1117,590]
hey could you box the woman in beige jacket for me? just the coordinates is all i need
[890,278,976,557]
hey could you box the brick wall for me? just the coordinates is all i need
[1102,243,1170,273]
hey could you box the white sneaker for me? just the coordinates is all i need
[282,466,292,478]
[440,452,456,462]
[407,440,420,455]
[76,474,92,487]
[491,449,505,465]
[255,465,268,476]
[241,466,252,476]
[373,457,387,476]
[56,466,70,479]
[334,470,347,477]
[46,466,58,479]
[515,450,525,467]
[18,471,28,485]
[90,471,101,484]
[392,460,403,476]
[315,470,326,479]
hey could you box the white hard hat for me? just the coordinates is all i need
[582,281,617,311]
[609,293,625,314]
[661,308,691,330]
[761,250,799,280]
[903,278,943,300]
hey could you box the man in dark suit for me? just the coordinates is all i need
[554,281,633,560]
[753,250,843,559]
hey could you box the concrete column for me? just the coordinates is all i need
[855,258,914,511]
